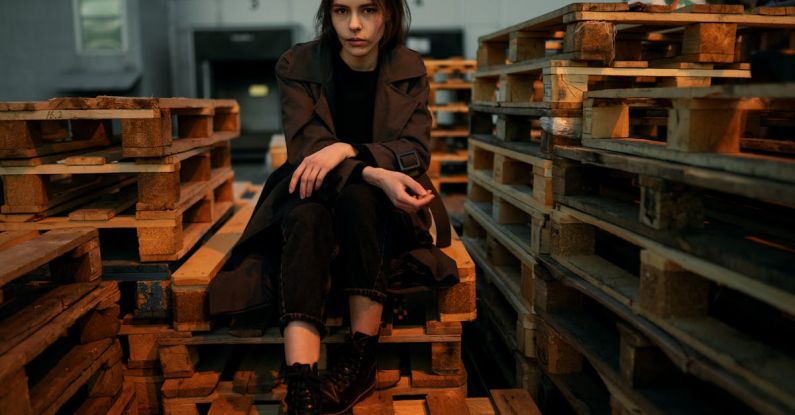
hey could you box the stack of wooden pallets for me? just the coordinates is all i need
[0,95,244,414]
[425,59,477,193]
[0,228,134,414]
[123,221,478,414]
[462,3,795,414]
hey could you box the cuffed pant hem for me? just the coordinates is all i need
[279,313,328,339]
[344,288,388,304]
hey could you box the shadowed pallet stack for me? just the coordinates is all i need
[0,228,135,414]
[541,82,795,415]
[425,59,477,193]
[462,3,795,414]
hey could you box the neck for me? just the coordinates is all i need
[340,48,379,71]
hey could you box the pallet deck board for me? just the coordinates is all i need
[0,227,98,285]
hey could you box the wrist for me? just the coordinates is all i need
[343,143,357,158]
[362,166,383,186]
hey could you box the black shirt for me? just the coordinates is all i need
[332,52,378,181]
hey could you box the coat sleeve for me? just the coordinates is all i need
[359,69,432,178]
[275,50,365,194]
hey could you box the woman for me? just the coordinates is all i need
[210,0,455,414]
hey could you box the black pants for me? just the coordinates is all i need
[278,183,391,338]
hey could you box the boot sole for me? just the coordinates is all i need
[322,381,375,415]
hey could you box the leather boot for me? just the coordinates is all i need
[320,331,379,414]
[283,362,322,415]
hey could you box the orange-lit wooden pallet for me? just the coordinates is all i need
[0,167,235,263]
[0,142,231,216]
[582,83,795,184]
[0,96,239,159]
[477,3,795,69]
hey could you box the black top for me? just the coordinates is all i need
[332,52,378,181]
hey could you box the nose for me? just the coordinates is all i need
[349,12,361,32]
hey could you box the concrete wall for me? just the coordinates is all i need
[168,0,608,97]
[0,0,170,101]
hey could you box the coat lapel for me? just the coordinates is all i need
[373,80,419,142]
[373,48,425,141]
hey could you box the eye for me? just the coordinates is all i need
[362,6,378,14]
[332,7,347,14]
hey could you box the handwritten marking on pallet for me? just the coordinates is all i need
[0,109,160,121]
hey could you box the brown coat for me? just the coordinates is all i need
[207,40,454,316]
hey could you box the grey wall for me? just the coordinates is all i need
[0,0,171,101]
[0,0,619,101]
[168,0,606,97]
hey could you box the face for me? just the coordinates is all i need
[331,0,386,63]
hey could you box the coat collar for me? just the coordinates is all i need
[283,40,426,84]
[283,40,425,142]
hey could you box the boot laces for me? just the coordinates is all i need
[285,369,321,412]
[327,340,366,389]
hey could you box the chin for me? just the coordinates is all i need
[344,46,375,57]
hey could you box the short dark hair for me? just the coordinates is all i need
[315,0,411,51]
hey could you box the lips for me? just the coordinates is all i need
[347,39,367,47]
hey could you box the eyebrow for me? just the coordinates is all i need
[332,1,377,7]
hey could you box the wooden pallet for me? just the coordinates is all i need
[0,228,122,414]
[582,83,795,184]
[170,206,476,331]
[553,147,795,311]
[425,59,477,80]
[546,201,794,414]
[463,234,535,357]
[468,136,554,214]
[0,166,235,262]
[477,3,795,69]
[470,104,582,155]
[473,58,750,110]
[428,82,472,107]
[158,387,534,415]
[0,142,231,217]
[428,150,467,186]
[0,96,239,159]
[96,182,263,323]
[532,271,759,415]
[536,252,795,415]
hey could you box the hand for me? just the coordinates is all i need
[362,167,434,214]
[289,143,356,199]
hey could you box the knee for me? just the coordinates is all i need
[284,203,332,234]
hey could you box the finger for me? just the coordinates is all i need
[396,192,423,209]
[301,166,317,199]
[403,177,428,197]
[290,163,306,194]
[314,169,328,191]
[305,167,321,198]
[415,194,435,208]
